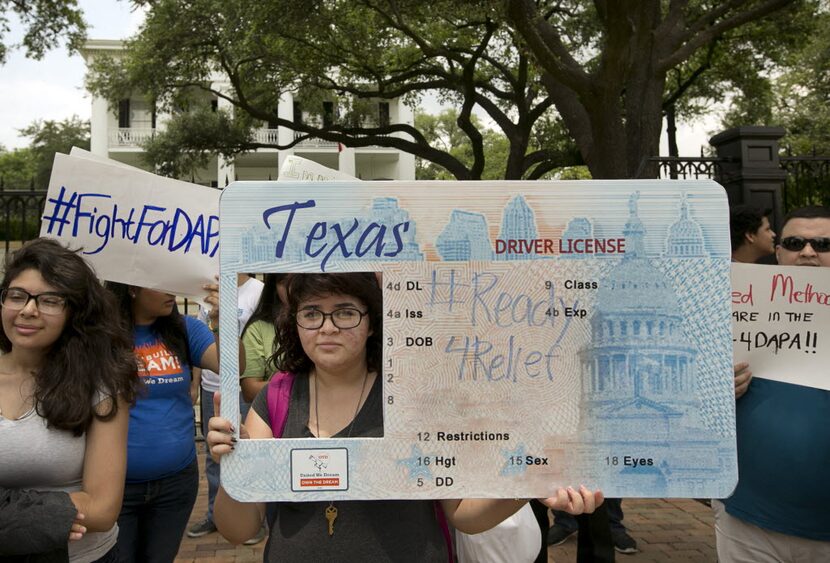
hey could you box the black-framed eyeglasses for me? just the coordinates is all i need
[295,307,367,330]
[0,288,67,315]
[779,236,830,253]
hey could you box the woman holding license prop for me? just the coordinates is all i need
[107,277,234,562]
[208,272,602,561]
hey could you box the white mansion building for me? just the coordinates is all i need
[81,40,416,186]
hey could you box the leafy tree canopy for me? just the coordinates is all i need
[88,0,581,180]
[506,0,802,177]
[416,108,580,179]
[770,9,830,154]
[0,146,36,187]
[0,0,86,64]
[90,0,806,179]
[18,116,89,188]
[663,2,818,155]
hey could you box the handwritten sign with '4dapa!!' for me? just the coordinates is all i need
[731,262,830,391]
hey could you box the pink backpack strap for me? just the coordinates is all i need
[433,501,454,562]
[266,371,295,438]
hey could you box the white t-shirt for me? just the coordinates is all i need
[455,503,541,563]
[199,276,264,393]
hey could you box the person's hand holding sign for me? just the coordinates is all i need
[540,486,604,514]
[206,392,250,463]
[733,362,753,399]
[203,277,221,333]
[203,276,246,374]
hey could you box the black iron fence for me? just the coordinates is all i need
[644,153,830,213]
[3,146,829,255]
[637,156,734,182]
[0,184,47,255]
[779,154,830,211]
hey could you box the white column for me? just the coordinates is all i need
[90,95,110,157]
[277,91,295,175]
[396,97,415,179]
[216,92,235,187]
[397,152,415,180]
[338,147,356,176]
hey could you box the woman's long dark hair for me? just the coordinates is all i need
[241,273,288,337]
[106,282,191,371]
[273,272,382,376]
[0,238,139,436]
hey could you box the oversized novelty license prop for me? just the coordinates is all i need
[218,180,738,501]
[731,263,830,391]
[40,152,219,300]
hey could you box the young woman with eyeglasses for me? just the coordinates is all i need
[206,272,602,561]
[0,238,139,562]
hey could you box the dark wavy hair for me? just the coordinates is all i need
[0,238,139,436]
[273,273,382,375]
[730,204,771,251]
[106,282,191,371]
[242,273,289,337]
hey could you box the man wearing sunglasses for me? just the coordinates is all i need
[715,206,830,562]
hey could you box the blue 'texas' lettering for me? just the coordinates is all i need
[260,198,410,270]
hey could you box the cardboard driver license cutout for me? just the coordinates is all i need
[217,180,738,502]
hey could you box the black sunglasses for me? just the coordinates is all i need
[779,236,830,253]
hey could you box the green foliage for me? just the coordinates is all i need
[0,0,86,64]
[552,166,592,180]
[415,110,508,180]
[668,2,816,129]
[507,0,801,177]
[87,0,579,180]
[0,215,42,241]
[0,147,37,187]
[774,11,830,154]
[18,116,89,188]
[415,108,580,180]
[141,107,256,178]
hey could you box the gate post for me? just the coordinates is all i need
[709,126,786,231]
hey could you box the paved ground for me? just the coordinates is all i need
[176,444,718,562]
[548,498,717,562]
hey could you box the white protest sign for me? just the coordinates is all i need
[278,154,357,181]
[69,146,140,170]
[40,153,220,300]
[731,262,830,391]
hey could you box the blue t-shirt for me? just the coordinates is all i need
[127,315,214,482]
[723,377,830,541]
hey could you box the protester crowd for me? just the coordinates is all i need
[1,204,828,562]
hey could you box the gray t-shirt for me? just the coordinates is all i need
[0,399,118,562]
[252,374,446,562]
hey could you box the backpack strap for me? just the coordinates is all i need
[433,502,454,563]
[266,371,295,438]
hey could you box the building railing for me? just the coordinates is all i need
[291,130,396,149]
[254,128,280,144]
[292,130,339,148]
[109,127,155,147]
